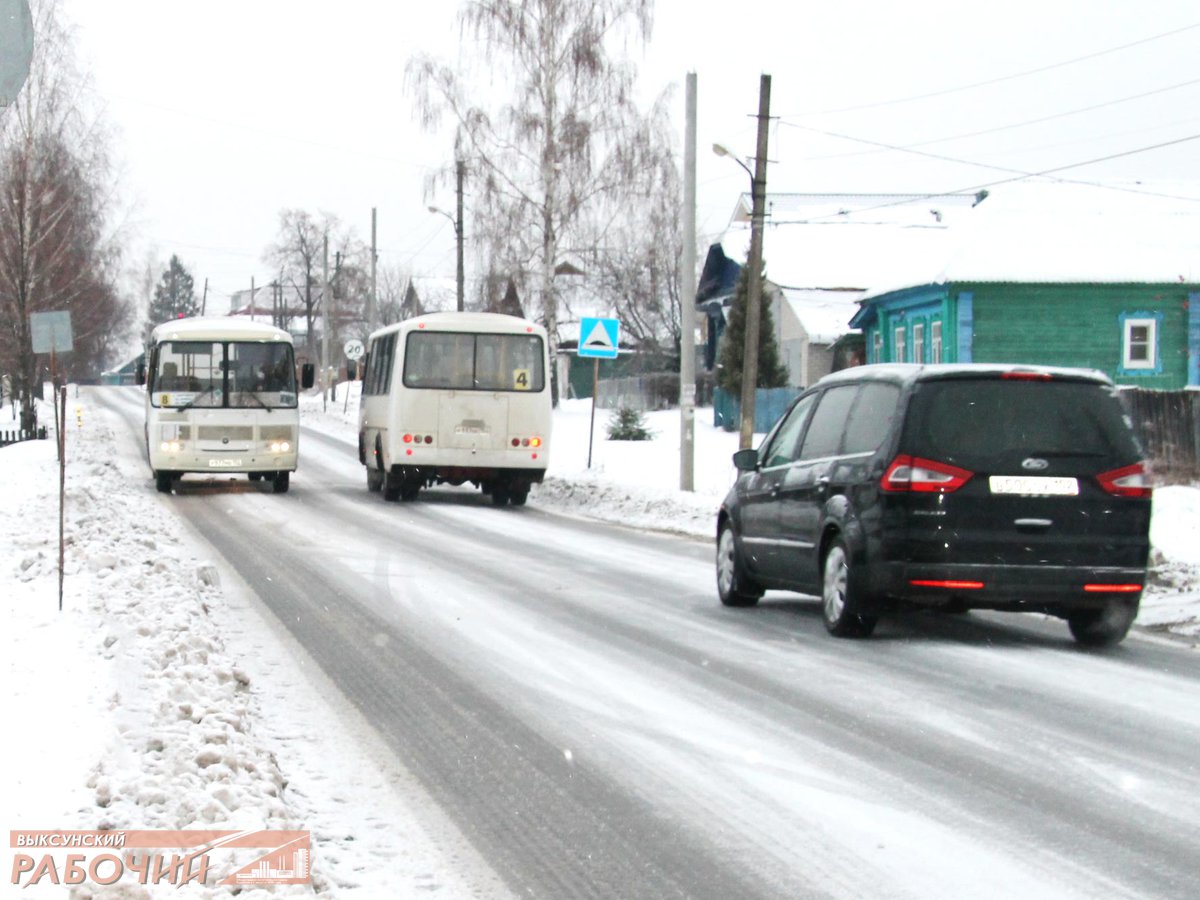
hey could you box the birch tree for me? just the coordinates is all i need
[407,0,655,403]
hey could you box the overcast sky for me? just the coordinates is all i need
[55,0,1200,312]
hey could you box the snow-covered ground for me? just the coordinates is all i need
[3,384,1198,898]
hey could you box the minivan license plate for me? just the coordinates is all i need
[989,475,1079,496]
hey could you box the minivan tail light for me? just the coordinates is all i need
[1096,462,1152,498]
[882,455,974,493]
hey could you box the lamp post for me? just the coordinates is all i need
[712,74,771,451]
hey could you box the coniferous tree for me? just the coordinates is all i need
[715,258,790,396]
[146,254,199,330]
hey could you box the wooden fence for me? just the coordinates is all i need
[1119,388,1200,481]
[0,426,48,448]
[595,372,716,411]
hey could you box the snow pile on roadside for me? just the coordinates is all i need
[3,413,321,898]
[1143,486,1200,636]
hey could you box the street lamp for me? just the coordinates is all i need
[428,205,464,313]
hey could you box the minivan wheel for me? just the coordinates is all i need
[821,540,877,638]
[716,522,763,607]
[1068,598,1139,647]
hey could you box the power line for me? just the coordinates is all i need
[791,132,1200,224]
[780,76,1200,152]
[783,22,1200,116]
[781,122,1200,202]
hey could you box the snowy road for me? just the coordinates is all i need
[95,386,1200,899]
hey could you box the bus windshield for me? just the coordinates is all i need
[402,331,545,392]
[152,340,297,408]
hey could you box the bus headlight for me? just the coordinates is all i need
[268,440,291,453]
[160,440,183,453]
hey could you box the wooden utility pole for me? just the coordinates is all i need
[455,160,465,312]
[739,74,772,451]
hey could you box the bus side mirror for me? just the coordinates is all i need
[135,362,146,386]
[301,363,315,389]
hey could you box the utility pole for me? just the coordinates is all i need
[369,207,378,332]
[455,159,465,312]
[322,234,331,403]
[200,278,208,316]
[739,73,772,452]
[680,72,697,492]
[250,275,255,322]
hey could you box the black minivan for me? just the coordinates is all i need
[716,364,1153,645]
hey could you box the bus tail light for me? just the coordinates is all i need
[512,436,543,448]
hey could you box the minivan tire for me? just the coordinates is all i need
[822,539,878,638]
[717,522,763,607]
[1067,598,1139,647]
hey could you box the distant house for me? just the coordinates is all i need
[851,184,1200,389]
[699,192,981,387]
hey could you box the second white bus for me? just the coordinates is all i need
[358,312,552,505]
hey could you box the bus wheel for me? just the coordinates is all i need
[155,471,174,494]
[382,470,401,502]
[366,467,383,493]
[272,472,290,494]
[509,484,530,507]
[491,484,511,506]
[399,478,421,502]
[248,472,263,482]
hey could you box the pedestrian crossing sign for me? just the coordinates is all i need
[578,317,620,359]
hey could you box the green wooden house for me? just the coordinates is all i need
[848,184,1200,389]
[850,281,1199,389]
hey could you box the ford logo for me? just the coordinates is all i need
[1022,457,1049,471]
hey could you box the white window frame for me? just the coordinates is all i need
[1122,317,1157,370]
[912,321,925,365]
[872,331,883,364]
[930,320,943,364]
[893,326,907,363]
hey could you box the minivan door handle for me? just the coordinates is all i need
[1014,518,1053,531]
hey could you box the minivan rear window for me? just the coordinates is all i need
[902,378,1140,469]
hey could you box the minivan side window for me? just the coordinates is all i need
[798,385,858,460]
[760,393,817,468]
[842,383,901,454]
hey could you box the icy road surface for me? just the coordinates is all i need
[95,386,1200,900]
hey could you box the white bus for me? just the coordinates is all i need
[140,317,314,494]
[359,312,552,505]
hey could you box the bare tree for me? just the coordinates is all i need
[263,209,326,363]
[375,262,412,326]
[263,209,370,366]
[407,0,655,403]
[585,92,683,360]
[0,0,128,429]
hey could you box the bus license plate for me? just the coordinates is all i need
[208,459,243,468]
[989,475,1079,496]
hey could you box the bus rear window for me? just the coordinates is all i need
[403,332,545,392]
